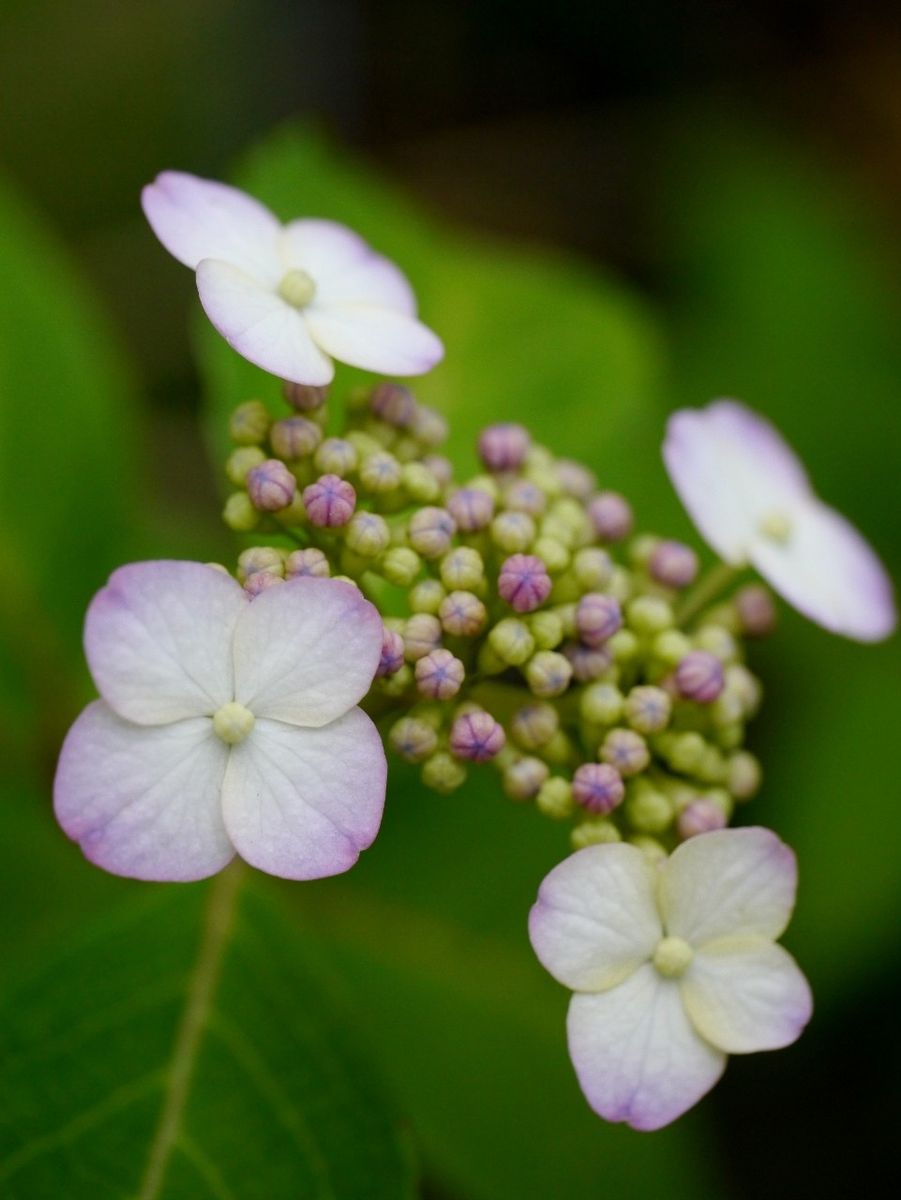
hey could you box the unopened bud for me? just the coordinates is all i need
[536,777,575,820]
[401,462,441,503]
[409,405,448,448]
[727,750,762,799]
[694,624,739,663]
[404,613,442,661]
[223,491,259,532]
[498,554,552,612]
[572,547,614,591]
[226,446,266,486]
[525,650,573,697]
[491,511,536,554]
[421,750,467,794]
[572,763,625,814]
[449,710,506,762]
[575,593,622,646]
[580,682,624,725]
[648,540,699,589]
[503,478,547,517]
[624,686,672,735]
[284,381,328,411]
[675,650,725,703]
[371,381,416,427]
[409,507,456,559]
[410,579,446,615]
[314,437,358,477]
[630,835,668,864]
[555,458,597,500]
[244,571,284,597]
[511,702,559,750]
[627,596,674,635]
[421,453,453,487]
[439,546,484,591]
[735,584,777,637]
[587,491,633,542]
[600,728,650,777]
[237,546,284,581]
[624,779,673,833]
[439,591,487,637]
[345,511,391,557]
[284,548,330,579]
[571,818,622,849]
[677,799,727,839]
[270,417,322,461]
[489,618,535,666]
[381,546,422,587]
[503,756,549,801]
[479,422,531,471]
[651,629,693,668]
[532,536,569,574]
[415,648,465,699]
[659,731,706,774]
[303,475,356,527]
[448,487,495,532]
[608,628,640,664]
[529,610,564,650]
[563,641,612,683]
[380,662,413,697]
[377,627,406,677]
[361,451,403,494]
[389,716,438,762]
[229,400,270,445]
[247,459,296,511]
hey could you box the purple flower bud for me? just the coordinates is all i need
[403,613,442,661]
[376,626,406,677]
[415,648,465,699]
[302,474,356,527]
[503,756,549,801]
[371,381,417,427]
[447,487,495,532]
[247,459,297,511]
[649,540,699,589]
[587,491,633,542]
[410,405,449,447]
[439,590,487,637]
[283,381,328,411]
[510,702,559,749]
[572,762,625,814]
[600,728,650,777]
[498,554,552,613]
[735,584,777,637]
[563,640,613,683]
[502,478,547,517]
[270,417,322,460]
[675,650,725,703]
[449,710,506,762]
[555,458,597,500]
[478,422,531,471]
[575,593,622,646]
[421,454,453,487]
[677,799,727,840]
[284,548,330,578]
[408,506,456,558]
[244,571,285,597]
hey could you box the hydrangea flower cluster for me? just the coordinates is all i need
[53,171,896,1136]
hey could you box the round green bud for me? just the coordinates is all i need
[403,613,442,661]
[401,462,441,503]
[659,731,706,774]
[525,650,573,698]
[229,400,270,446]
[489,618,535,666]
[410,579,446,614]
[477,642,508,675]
[539,514,576,549]
[724,664,763,717]
[439,590,487,637]
[624,780,673,833]
[555,603,578,638]
[695,745,728,785]
[727,750,762,800]
[571,818,622,849]
[608,628,640,664]
[346,430,383,459]
[704,787,734,819]
[573,547,614,592]
[503,756,549,802]
[226,446,266,486]
[440,547,484,591]
[237,546,284,582]
[525,464,564,498]
[628,534,659,568]
[345,511,391,558]
[314,437,358,476]
[629,835,668,864]
[511,702,559,750]
[541,730,574,765]
[694,624,739,663]
[715,722,745,750]
[536,777,575,820]
[421,751,467,794]
[491,511,536,554]
[389,717,439,762]
[379,662,413,697]
[532,537,570,574]
[492,743,522,773]
[392,435,422,463]
[600,728,650,777]
[652,629,693,668]
[409,405,448,448]
[274,491,308,526]
[223,491,259,532]
[627,596,674,635]
[529,610,564,651]
[709,690,745,729]
[580,682,625,725]
[624,685,672,735]
[607,566,634,604]
[270,417,322,461]
[360,450,403,494]
[381,546,422,587]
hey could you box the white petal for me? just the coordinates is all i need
[232,577,383,727]
[53,701,232,882]
[84,561,245,724]
[528,845,661,992]
[221,710,386,879]
[141,171,282,280]
[196,259,335,386]
[660,827,798,946]
[682,939,813,1054]
[280,220,414,312]
[663,400,811,563]
[305,306,444,377]
[568,965,726,1131]
[750,497,896,642]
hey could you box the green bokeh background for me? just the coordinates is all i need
[1,3,899,1196]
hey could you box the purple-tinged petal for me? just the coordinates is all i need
[683,939,813,1054]
[84,560,245,725]
[660,827,798,947]
[221,709,386,879]
[528,845,661,992]
[305,306,444,377]
[232,577,382,727]
[312,250,417,315]
[54,701,232,882]
[750,497,896,643]
[567,966,726,1131]
[196,259,334,385]
[141,171,281,279]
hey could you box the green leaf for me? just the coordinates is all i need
[0,869,417,1199]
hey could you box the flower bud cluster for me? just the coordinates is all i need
[222,382,771,853]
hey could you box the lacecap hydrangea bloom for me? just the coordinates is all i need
[664,400,896,642]
[529,828,812,1129]
[142,171,444,385]
[54,563,386,881]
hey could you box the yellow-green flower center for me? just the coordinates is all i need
[277,269,317,308]
[652,936,694,978]
[758,511,792,543]
[213,701,255,745]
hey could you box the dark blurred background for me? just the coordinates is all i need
[2,2,899,1196]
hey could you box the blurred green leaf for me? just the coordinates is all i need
[0,869,417,1199]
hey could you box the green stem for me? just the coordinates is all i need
[675,562,740,627]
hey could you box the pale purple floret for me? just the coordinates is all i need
[556,459,597,500]
[572,763,625,814]
[270,417,322,460]
[439,591,487,637]
[247,459,297,511]
[447,487,495,532]
[408,506,456,557]
[503,478,547,516]
[677,799,727,839]
[563,641,613,683]
[376,627,405,677]
[449,711,506,762]
[587,491,633,542]
[244,572,284,597]
[649,540,699,589]
[284,548,330,578]
[371,381,417,427]
[478,422,531,471]
[303,474,356,527]
[415,648,465,699]
[735,584,777,637]
[575,593,622,646]
[676,651,725,703]
[498,554,552,613]
[601,729,649,776]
